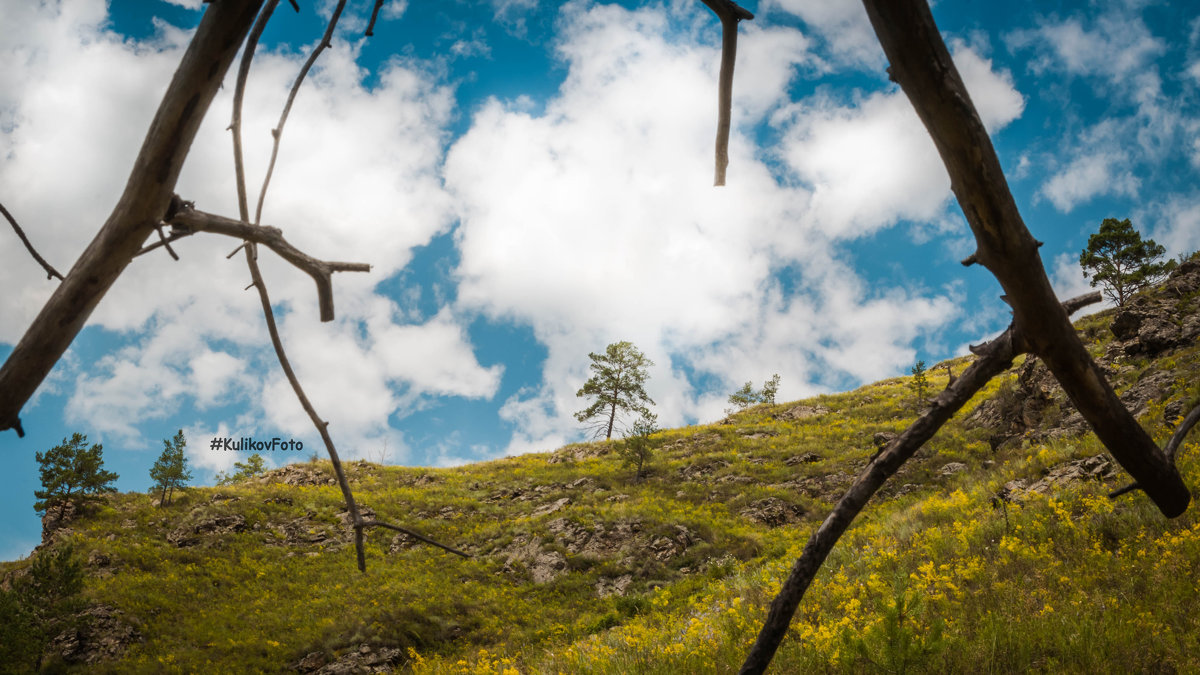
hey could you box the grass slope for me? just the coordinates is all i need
[4,263,1199,674]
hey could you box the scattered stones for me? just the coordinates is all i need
[532,497,571,517]
[678,459,731,481]
[785,452,821,465]
[776,404,830,421]
[292,643,405,674]
[872,432,897,449]
[739,497,805,527]
[258,464,336,487]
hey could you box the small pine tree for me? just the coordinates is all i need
[34,433,118,519]
[618,411,658,481]
[150,429,192,507]
[575,341,655,439]
[909,360,929,411]
[760,374,781,405]
[215,453,267,486]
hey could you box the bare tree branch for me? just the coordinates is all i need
[166,204,370,321]
[366,0,386,37]
[225,0,463,571]
[363,519,471,558]
[0,0,266,437]
[232,0,281,225]
[255,0,348,228]
[1111,403,1200,498]
[739,292,1102,674]
[860,0,1189,518]
[1,201,64,281]
[699,0,753,187]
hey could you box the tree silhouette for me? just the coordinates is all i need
[34,433,118,519]
[1079,218,1175,307]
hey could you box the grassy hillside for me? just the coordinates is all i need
[4,260,1199,673]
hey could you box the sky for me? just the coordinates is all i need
[2,0,1199,560]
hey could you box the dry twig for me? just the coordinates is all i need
[228,0,466,571]
[1,201,64,281]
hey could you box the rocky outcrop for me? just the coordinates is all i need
[775,404,830,421]
[257,464,336,487]
[1110,259,1200,356]
[292,643,405,674]
[167,513,247,547]
[46,605,142,666]
[739,497,805,527]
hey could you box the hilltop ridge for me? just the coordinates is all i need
[3,257,1199,673]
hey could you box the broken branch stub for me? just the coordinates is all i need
[699,0,753,186]
[860,0,1189,517]
[0,0,266,437]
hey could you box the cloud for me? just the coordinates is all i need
[774,43,1024,239]
[766,0,881,70]
[1008,13,1165,86]
[445,3,1004,453]
[2,3,493,459]
[1041,149,1139,213]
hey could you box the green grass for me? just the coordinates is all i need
[4,275,1200,674]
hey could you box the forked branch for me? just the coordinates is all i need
[165,202,370,322]
[229,0,465,571]
[860,0,1189,518]
[699,0,753,186]
[739,292,1102,674]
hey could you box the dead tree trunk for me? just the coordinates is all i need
[859,0,1188,518]
[740,0,1191,670]
[0,0,266,437]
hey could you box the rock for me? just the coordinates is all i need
[678,459,731,481]
[86,550,111,569]
[785,452,821,465]
[567,477,594,489]
[1110,309,1143,341]
[1026,455,1114,495]
[596,574,634,598]
[532,497,571,517]
[46,605,142,665]
[739,497,805,527]
[292,644,404,674]
[940,462,968,476]
[872,432,897,449]
[168,514,247,547]
[40,501,79,545]
[776,404,830,421]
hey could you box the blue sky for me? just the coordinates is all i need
[2,0,1199,560]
